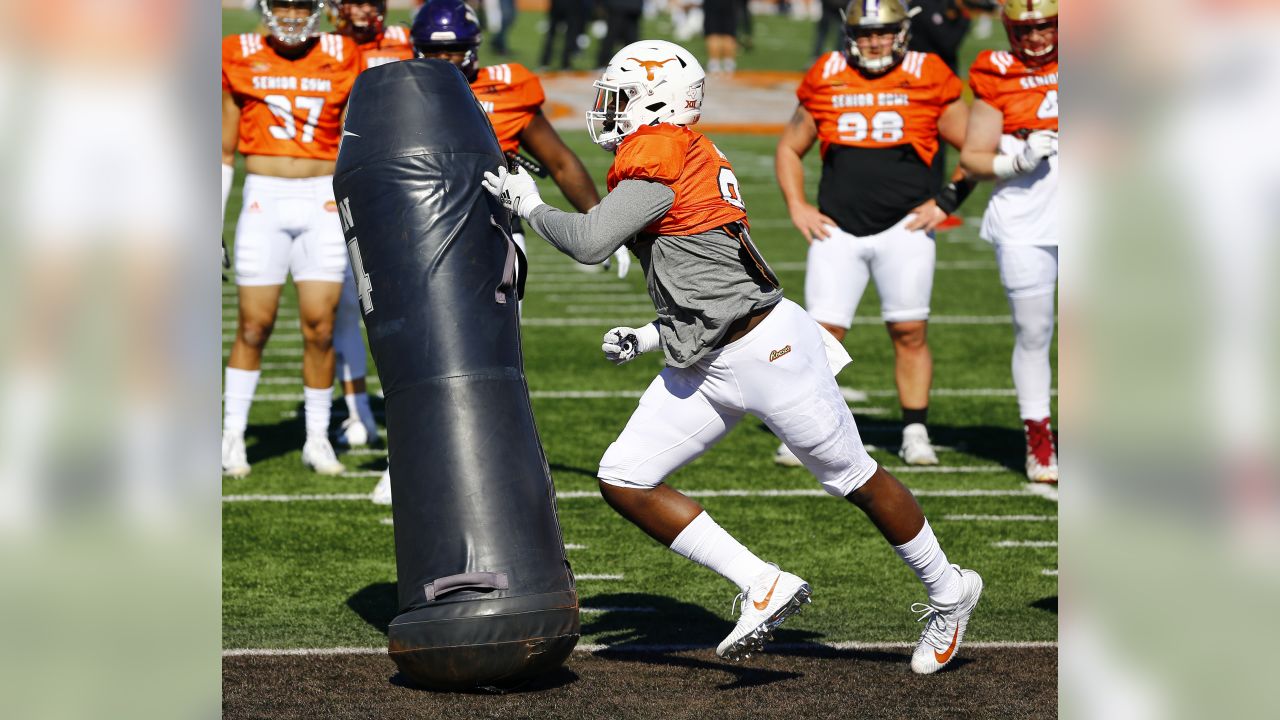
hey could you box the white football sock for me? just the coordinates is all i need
[893,520,962,607]
[1009,290,1056,420]
[669,511,773,592]
[223,368,260,436]
[345,392,376,431]
[303,386,332,440]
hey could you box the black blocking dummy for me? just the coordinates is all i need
[333,59,579,691]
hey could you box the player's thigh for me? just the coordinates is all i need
[236,284,285,330]
[598,368,742,488]
[290,178,349,285]
[233,179,294,287]
[996,244,1058,299]
[725,299,878,496]
[869,220,936,323]
[295,280,343,336]
[804,226,871,329]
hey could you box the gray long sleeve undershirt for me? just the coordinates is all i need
[526,180,675,264]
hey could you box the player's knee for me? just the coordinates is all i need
[237,318,275,350]
[300,318,335,349]
[597,442,665,490]
[1014,314,1054,351]
[820,460,878,498]
[888,321,928,351]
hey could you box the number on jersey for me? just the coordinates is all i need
[1037,90,1058,119]
[717,167,746,209]
[837,111,905,143]
[265,95,326,143]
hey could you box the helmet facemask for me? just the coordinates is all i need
[844,21,911,75]
[336,1,387,45]
[415,42,480,82]
[1004,17,1058,67]
[259,0,326,47]
[587,82,642,152]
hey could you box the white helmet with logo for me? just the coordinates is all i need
[587,40,705,151]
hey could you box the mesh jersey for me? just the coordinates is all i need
[607,124,749,237]
[222,33,360,161]
[357,25,414,71]
[968,51,1058,136]
[797,51,962,166]
[471,63,545,154]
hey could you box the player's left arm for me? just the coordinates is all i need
[519,111,601,213]
[959,97,1005,180]
[222,89,241,222]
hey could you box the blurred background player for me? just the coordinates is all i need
[327,0,415,452]
[484,39,982,674]
[703,0,738,74]
[773,0,974,468]
[221,0,360,477]
[366,0,626,505]
[960,0,1058,483]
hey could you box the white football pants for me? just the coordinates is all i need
[997,244,1058,420]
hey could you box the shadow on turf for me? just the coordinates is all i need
[1031,595,1058,614]
[755,419,1028,472]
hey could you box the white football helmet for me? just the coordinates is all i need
[259,0,327,46]
[587,40,705,151]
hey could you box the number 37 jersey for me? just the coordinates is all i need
[222,33,361,161]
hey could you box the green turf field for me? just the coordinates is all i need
[222,9,1056,655]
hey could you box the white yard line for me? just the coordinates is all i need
[993,540,1058,548]
[943,514,1057,522]
[579,606,656,614]
[1041,569,1059,576]
[224,484,1047,503]
[564,544,587,550]
[522,316,1015,326]
[576,574,624,580]
[769,261,995,272]
[223,639,1057,657]
[1024,484,1060,502]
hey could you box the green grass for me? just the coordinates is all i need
[222,11,1054,651]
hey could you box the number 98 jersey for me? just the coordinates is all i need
[797,51,962,166]
[222,33,361,161]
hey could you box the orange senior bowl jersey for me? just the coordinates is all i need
[797,50,963,166]
[968,50,1059,136]
[470,63,545,154]
[222,33,360,161]
[358,25,414,71]
[606,124,749,237]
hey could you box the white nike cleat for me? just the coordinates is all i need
[221,431,250,478]
[910,566,983,674]
[302,436,346,476]
[335,416,369,448]
[371,469,392,506]
[899,423,940,466]
[716,566,811,661]
[773,442,803,468]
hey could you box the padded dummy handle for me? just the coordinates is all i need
[424,571,509,602]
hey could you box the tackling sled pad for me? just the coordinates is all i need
[333,59,578,692]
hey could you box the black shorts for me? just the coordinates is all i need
[703,0,739,36]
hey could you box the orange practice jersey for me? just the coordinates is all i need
[607,124,748,237]
[471,63,545,154]
[358,25,414,71]
[968,51,1058,136]
[797,51,963,165]
[222,33,360,161]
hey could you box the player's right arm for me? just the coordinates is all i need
[959,97,1005,181]
[775,105,838,244]
[222,88,241,220]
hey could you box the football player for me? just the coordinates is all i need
[959,0,1058,483]
[221,0,360,477]
[774,0,975,468]
[327,0,415,453]
[483,39,982,674]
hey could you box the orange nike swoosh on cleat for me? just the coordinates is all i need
[752,575,781,611]
[934,626,961,664]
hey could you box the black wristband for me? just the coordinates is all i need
[935,176,978,215]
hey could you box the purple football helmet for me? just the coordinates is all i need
[411,0,483,82]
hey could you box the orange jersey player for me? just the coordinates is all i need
[221,0,361,479]
[960,0,1060,484]
[775,0,976,469]
[331,1,414,70]
[483,39,982,677]
[411,0,627,274]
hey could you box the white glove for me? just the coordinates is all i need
[601,322,660,365]
[995,130,1058,178]
[605,246,632,279]
[481,164,545,219]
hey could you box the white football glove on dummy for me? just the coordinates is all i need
[605,247,632,279]
[601,322,660,365]
[994,130,1058,179]
[482,165,546,219]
